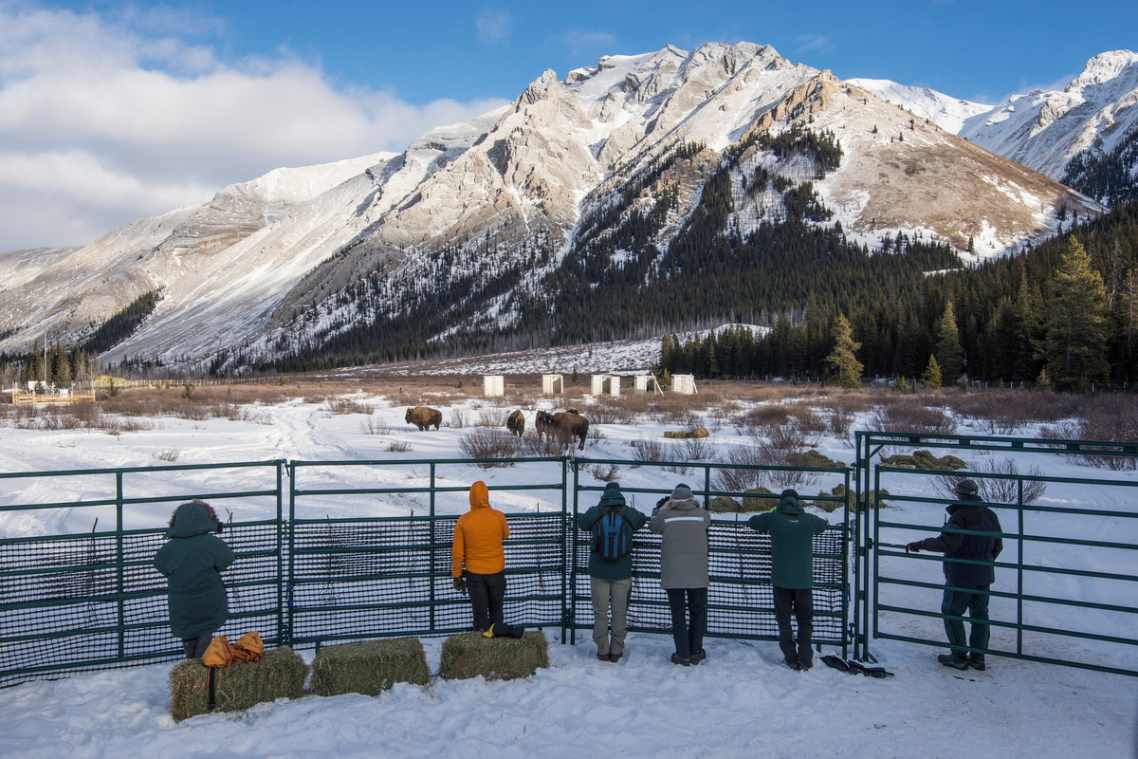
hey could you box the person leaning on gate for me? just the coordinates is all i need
[906,479,1004,671]
[650,483,711,666]
[747,489,830,671]
[451,480,524,638]
[576,482,648,662]
[154,500,235,659]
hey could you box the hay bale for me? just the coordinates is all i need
[311,638,429,697]
[663,426,710,439]
[784,449,843,469]
[440,631,549,681]
[708,496,741,512]
[169,647,307,721]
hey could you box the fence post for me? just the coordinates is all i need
[570,460,579,646]
[842,467,851,661]
[429,462,436,634]
[115,470,125,661]
[275,461,284,647]
[560,457,568,645]
[1017,477,1024,656]
[287,461,296,646]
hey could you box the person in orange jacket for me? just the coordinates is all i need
[451,481,523,637]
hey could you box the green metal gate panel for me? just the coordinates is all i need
[855,431,1138,677]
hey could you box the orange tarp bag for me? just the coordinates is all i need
[201,635,234,668]
[231,631,264,663]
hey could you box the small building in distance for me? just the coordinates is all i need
[483,375,505,398]
[671,374,698,395]
[633,374,663,394]
[590,374,621,397]
[541,374,564,395]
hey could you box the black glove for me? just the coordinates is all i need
[453,576,467,594]
[904,542,921,554]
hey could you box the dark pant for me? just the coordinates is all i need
[941,585,990,659]
[182,631,213,659]
[666,588,707,659]
[773,587,814,667]
[466,571,506,632]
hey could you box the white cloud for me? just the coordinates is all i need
[795,34,832,54]
[0,3,508,248]
[475,8,511,43]
[559,30,617,55]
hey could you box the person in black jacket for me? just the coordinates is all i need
[906,479,1003,671]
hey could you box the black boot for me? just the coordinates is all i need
[938,654,969,670]
[968,655,986,671]
[784,656,801,671]
[671,653,691,666]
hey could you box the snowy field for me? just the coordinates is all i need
[0,390,1136,757]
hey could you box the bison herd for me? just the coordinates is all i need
[406,405,589,451]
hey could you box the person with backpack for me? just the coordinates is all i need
[154,500,235,659]
[576,482,648,662]
[650,483,711,666]
[452,480,524,638]
[747,489,830,671]
[906,478,1003,671]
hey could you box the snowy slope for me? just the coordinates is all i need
[962,51,1138,179]
[847,78,990,133]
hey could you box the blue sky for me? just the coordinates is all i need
[2,0,1135,247]
[58,0,1138,104]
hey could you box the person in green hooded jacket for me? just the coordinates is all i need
[154,500,235,658]
[748,489,830,671]
[576,482,648,662]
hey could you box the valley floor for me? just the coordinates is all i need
[0,386,1135,756]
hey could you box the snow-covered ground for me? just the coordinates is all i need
[0,392,1136,757]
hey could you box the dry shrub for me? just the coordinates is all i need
[156,449,179,463]
[362,417,392,436]
[520,431,561,456]
[387,441,412,453]
[943,390,1083,432]
[786,405,827,435]
[714,445,766,494]
[630,438,667,463]
[311,638,429,696]
[476,409,509,428]
[169,647,307,722]
[1078,395,1138,471]
[459,429,519,466]
[589,463,620,482]
[327,398,371,415]
[826,407,855,440]
[935,458,1048,504]
[682,438,712,461]
[740,405,792,432]
[870,401,957,435]
[440,631,549,681]
[449,409,468,429]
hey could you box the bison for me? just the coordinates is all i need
[551,409,589,451]
[506,409,525,437]
[535,410,555,440]
[405,405,442,431]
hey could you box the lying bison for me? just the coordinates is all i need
[506,410,525,437]
[551,409,589,451]
[405,405,442,431]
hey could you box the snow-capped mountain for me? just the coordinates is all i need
[861,51,1138,185]
[0,42,1108,369]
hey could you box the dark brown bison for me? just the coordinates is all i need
[535,410,555,440]
[405,405,442,431]
[506,409,525,437]
[551,410,589,451]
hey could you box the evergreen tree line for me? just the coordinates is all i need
[1062,130,1138,207]
[0,345,98,388]
[81,289,162,354]
[659,203,1138,391]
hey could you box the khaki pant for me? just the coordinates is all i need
[591,577,632,656]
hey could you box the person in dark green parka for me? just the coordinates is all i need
[748,489,829,670]
[154,500,235,658]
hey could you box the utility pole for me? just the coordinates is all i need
[43,333,48,387]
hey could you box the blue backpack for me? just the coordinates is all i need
[593,508,631,561]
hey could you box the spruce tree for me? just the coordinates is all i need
[922,354,942,389]
[1045,237,1111,392]
[936,300,964,385]
[825,314,863,388]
